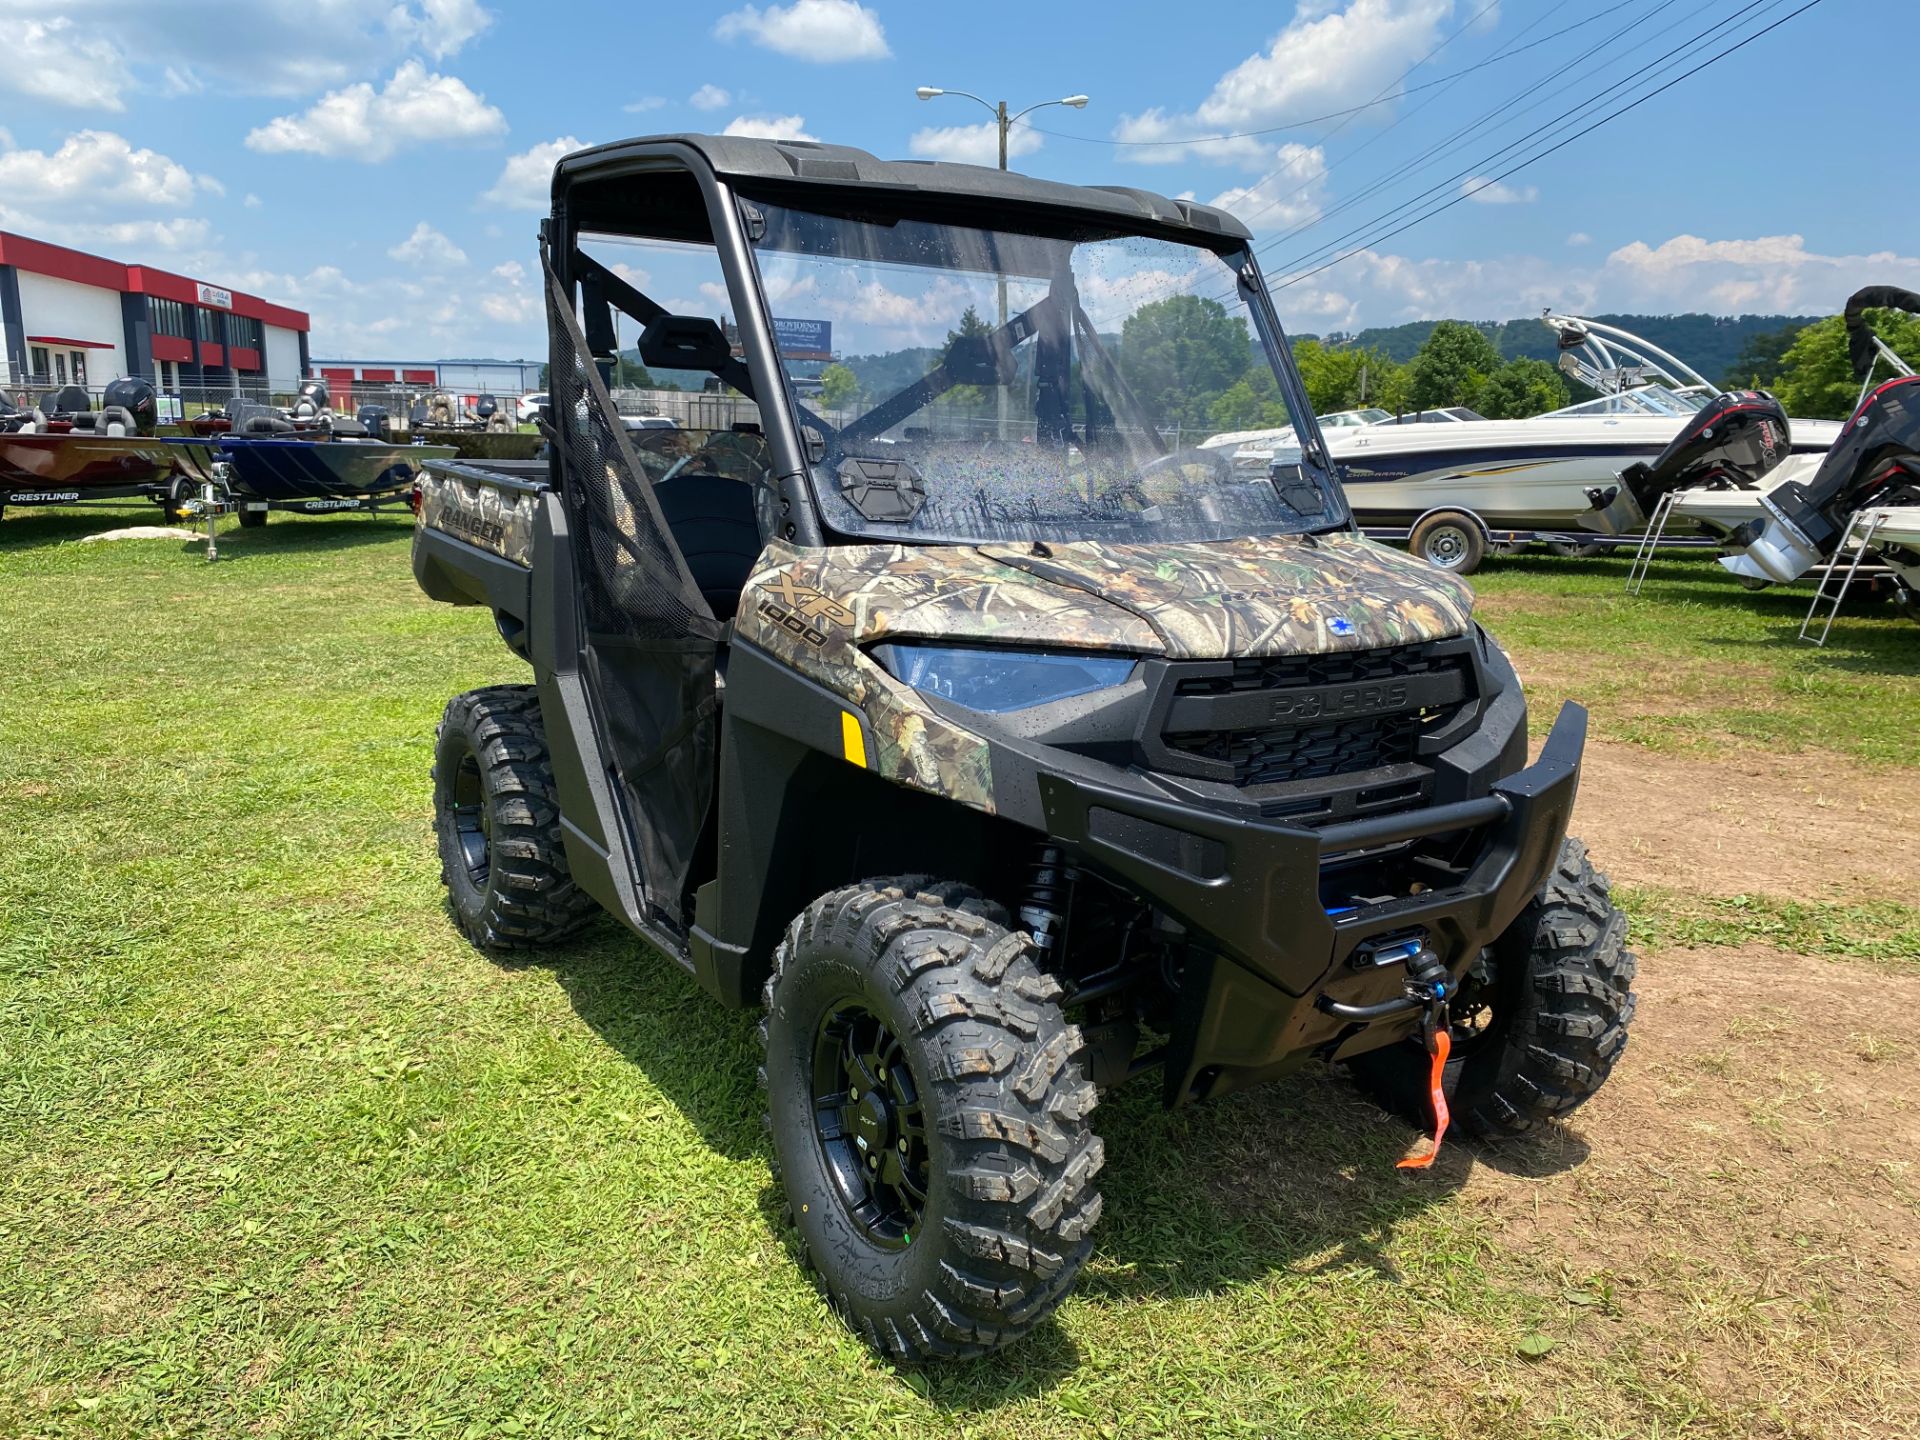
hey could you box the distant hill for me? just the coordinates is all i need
[1312,313,1822,385]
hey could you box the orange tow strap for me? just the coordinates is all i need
[1396,1026,1451,1170]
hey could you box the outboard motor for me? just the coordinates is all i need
[1714,286,1920,583]
[1722,374,1920,583]
[357,404,390,435]
[101,377,158,435]
[475,393,514,434]
[1581,390,1790,535]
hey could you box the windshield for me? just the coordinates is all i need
[1543,385,1710,419]
[746,197,1347,545]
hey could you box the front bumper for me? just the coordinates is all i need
[1035,702,1587,1105]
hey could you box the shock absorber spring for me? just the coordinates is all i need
[1019,843,1074,956]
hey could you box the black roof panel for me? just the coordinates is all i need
[553,133,1252,244]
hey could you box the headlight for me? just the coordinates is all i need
[870,642,1136,713]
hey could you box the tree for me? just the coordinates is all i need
[1406,320,1503,411]
[1116,294,1252,434]
[818,362,860,409]
[1293,339,1404,415]
[1475,357,1570,419]
[938,305,994,412]
[1771,310,1920,419]
[1207,370,1288,431]
[612,355,656,390]
[1720,323,1807,391]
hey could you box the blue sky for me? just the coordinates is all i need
[0,0,1907,360]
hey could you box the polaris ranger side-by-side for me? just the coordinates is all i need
[413,135,1635,1361]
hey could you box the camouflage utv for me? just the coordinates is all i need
[413,135,1636,1360]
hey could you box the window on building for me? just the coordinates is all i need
[54,353,67,385]
[30,346,49,382]
[151,298,189,339]
[196,307,219,342]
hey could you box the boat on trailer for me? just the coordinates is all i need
[203,385,454,525]
[1201,315,1840,572]
[1,381,219,515]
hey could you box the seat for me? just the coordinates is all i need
[651,468,763,622]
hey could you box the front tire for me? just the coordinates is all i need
[760,879,1103,1361]
[1348,837,1636,1138]
[431,685,600,950]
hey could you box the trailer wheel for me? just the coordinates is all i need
[237,506,267,529]
[1346,837,1636,1139]
[1409,511,1487,574]
[431,685,599,950]
[1548,540,1606,558]
[760,879,1103,1361]
[159,478,193,525]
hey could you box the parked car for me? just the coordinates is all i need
[516,392,548,424]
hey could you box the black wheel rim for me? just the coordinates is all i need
[811,999,928,1249]
[450,749,490,887]
[1448,951,1505,1058]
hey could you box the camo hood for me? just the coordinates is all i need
[745,531,1473,661]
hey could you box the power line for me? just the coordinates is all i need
[1239,0,1688,257]
[1256,0,1760,282]
[1016,4,1602,150]
[1266,0,1828,296]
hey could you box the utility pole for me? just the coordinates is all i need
[916,87,1089,442]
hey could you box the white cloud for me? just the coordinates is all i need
[482,136,587,210]
[1208,143,1329,231]
[244,61,506,161]
[1113,0,1454,166]
[714,0,889,61]
[623,95,667,113]
[1463,176,1537,205]
[689,83,732,111]
[0,17,135,111]
[0,130,209,213]
[1602,233,1920,314]
[721,114,818,141]
[1566,231,1592,247]
[907,122,1042,167]
[388,220,467,266]
[386,0,494,59]
[0,2,496,105]
[244,193,263,208]
[491,260,526,283]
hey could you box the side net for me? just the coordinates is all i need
[545,262,722,927]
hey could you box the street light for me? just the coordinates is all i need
[915,86,1090,170]
[917,85,1089,440]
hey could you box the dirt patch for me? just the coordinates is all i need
[1566,739,1908,905]
[1378,942,1920,1438]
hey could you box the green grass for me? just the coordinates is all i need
[1,507,1913,1437]
[1471,550,1920,767]
[1617,886,1920,972]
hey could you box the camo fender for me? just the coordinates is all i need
[737,542,1011,813]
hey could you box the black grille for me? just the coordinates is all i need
[1173,643,1463,697]
[1155,641,1474,793]
[1166,712,1418,785]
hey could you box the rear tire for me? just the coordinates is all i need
[1347,837,1636,1138]
[237,506,267,529]
[431,685,599,950]
[760,879,1103,1361]
[1409,511,1487,575]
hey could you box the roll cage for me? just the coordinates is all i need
[541,134,1333,546]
